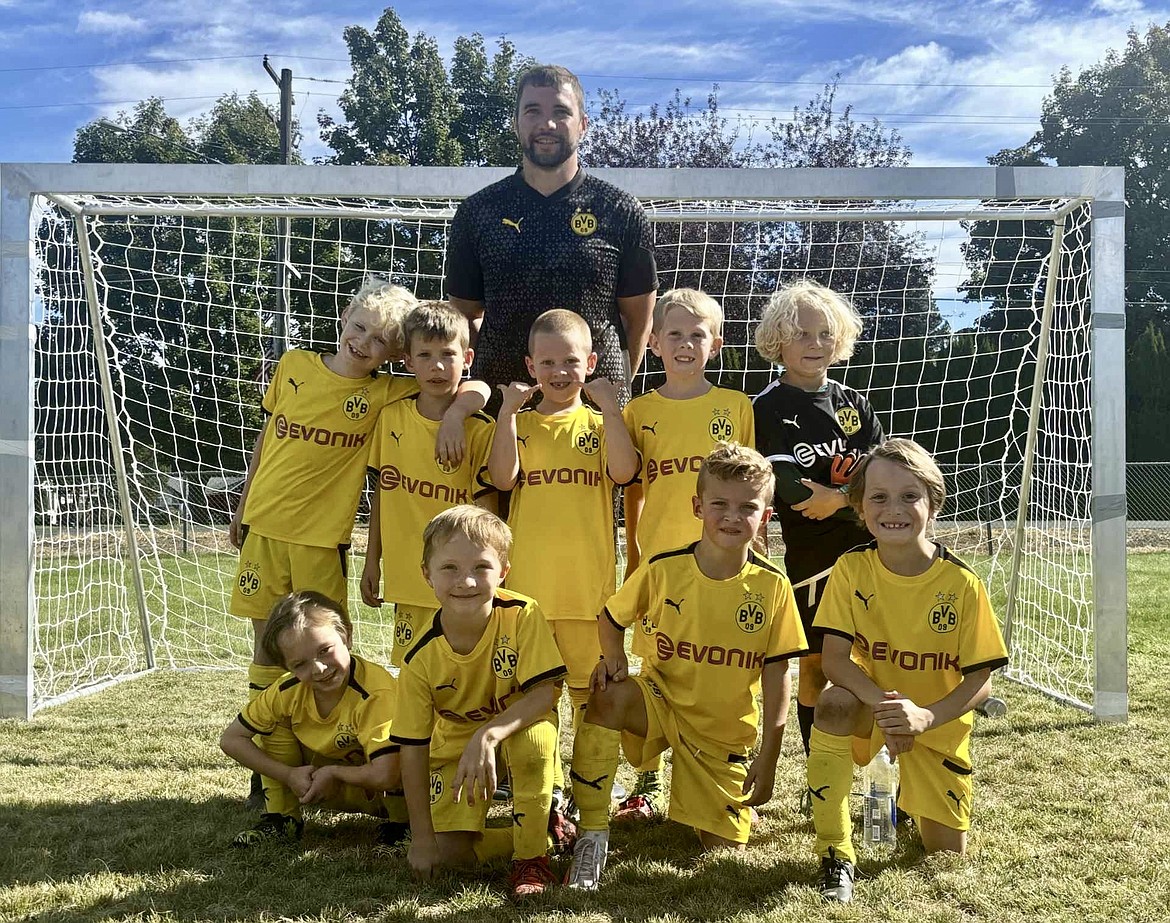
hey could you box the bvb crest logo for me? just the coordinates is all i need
[639,613,657,636]
[394,619,414,649]
[493,644,519,679]
[436,456,459,475]
[929,593,959,634]
[835,406,861,435]
[238,562,262,597]
[429,770,444,805]
[735,593,766,633]
[570,209,598,236]
[334,732,358,751]
[574,425,601,456]
[343,391,371,421]
[709,409,734,441]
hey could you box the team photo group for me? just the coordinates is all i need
[218,63,1009,902]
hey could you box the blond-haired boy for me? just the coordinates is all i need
[618,287,755,819]
[361,301,497,666]
[808,439,1008,903]
[566,443,807,889]
[391,506,567,898]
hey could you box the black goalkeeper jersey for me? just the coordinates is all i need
[753,377,885,583]
[445,169,657,403]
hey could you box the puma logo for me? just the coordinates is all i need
[855,590,874,610]
[782,416,799,428]
[511,810,525,825]
[664,597,683,614]
[501,217,523,233]
[435,678,458,692]
[725,804,741,818]
[808,784,830,802]
[641,423,658,434]
[517,435,529,447]
[946,789,964,810]
[389,431,402,446]
[569,770,608,791]
[288,378,303,394]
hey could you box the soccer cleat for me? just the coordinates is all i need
[613,770,664,823]
[547,798,579,856]
[508,855,558,899]
[493,776,513,802]
[565,829,609,890]
[245,771,266,811]
[231,812,303,849]
[818,846,855,903]
[373,820,410,855]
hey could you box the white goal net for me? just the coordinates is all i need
[2,165,1126,721]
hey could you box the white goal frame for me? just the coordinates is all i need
[0,163,1127,721]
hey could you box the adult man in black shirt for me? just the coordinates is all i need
[446,64,658,406]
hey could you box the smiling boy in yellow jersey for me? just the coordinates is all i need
[618,288,755,821]
[487,309,639,807]
[807,439,1008,904]
[228,280,489,808]
[391,507,568,899]
[566,443,807,890]
[361,302,497,667]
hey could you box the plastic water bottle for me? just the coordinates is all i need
[862,746,899,849]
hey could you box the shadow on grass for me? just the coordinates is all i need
[0,796,825,923]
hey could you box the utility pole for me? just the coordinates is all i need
[263,56,293,363]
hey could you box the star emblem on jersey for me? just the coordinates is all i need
[835,406,861,435]
[501,217,523,233]
[935,592,958,604]
[493,643,518,679]
[929,598,959,634]
[342,389,372,421]
[570,209,598,236]
[237,561,262,597]
[709,409,734,441]
[429,770,444,805]
[735,592,766,633]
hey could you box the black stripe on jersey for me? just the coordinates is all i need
[471,411,494,425]
[727,752,750,764]
[520,665,569,692]
[748,551,783,576]
[962,656,1010,675]
[347,660,371,700]
[493,596,527,609]
[389,734,432,746]
[765,648,809,664]
[938,544,977,575]
[603,607,624,631]
[648,541,700,565]
[942,758,973,776]
[403,611,445,665]
[369,745,401,760]
[236,714,267,736]
[279,676,301,692]
[819,627,855,643]
[843,540,878,558]
[247,682,267,691]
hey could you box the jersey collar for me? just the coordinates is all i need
[513,165,587,201]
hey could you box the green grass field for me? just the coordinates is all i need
[4,554,1168,922]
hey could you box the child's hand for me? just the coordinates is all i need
[286,764,316,800]
[793,480,848,520]
[229,509,245,550]
[742,756,776,807]
[582,377,620,413]
[590,653,628,692]
[300,765,341,804]
[408,837,442,879]
[498,381,539,416]
[873,690,934,736]
[360,561,383,607]
[452,728,499,807]
[435,414,468,469]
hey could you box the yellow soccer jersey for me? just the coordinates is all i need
[237,653,398,764]
[369,397,495,607]
[605,543,808,752]
[506,404,629,621]
[813,543,1010,760]
[244,350,417,548]
[623,386,755,560]
[389,590,568,761]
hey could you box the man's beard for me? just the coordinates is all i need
[523,134,575,169]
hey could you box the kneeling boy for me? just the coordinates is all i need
[391,506,569,899]
[807,438,1009,903]
[567,443,808,889]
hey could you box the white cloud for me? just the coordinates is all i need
[1091,0,1145,12]
[77,11,148,35]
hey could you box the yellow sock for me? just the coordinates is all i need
[571,721,621,831]
[473,827,515,863]
[248,662,298,816]
[808,726,856,864]
[505,719,558,860]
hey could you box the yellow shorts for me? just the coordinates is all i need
[229,529,349,621]
[853,727,974,831]
[621,675,753,844]
[389,603,435,668]
[547,619,601,694]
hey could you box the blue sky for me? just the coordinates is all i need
[0,0,1165,166]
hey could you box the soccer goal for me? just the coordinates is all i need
[0,163,1126,721]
